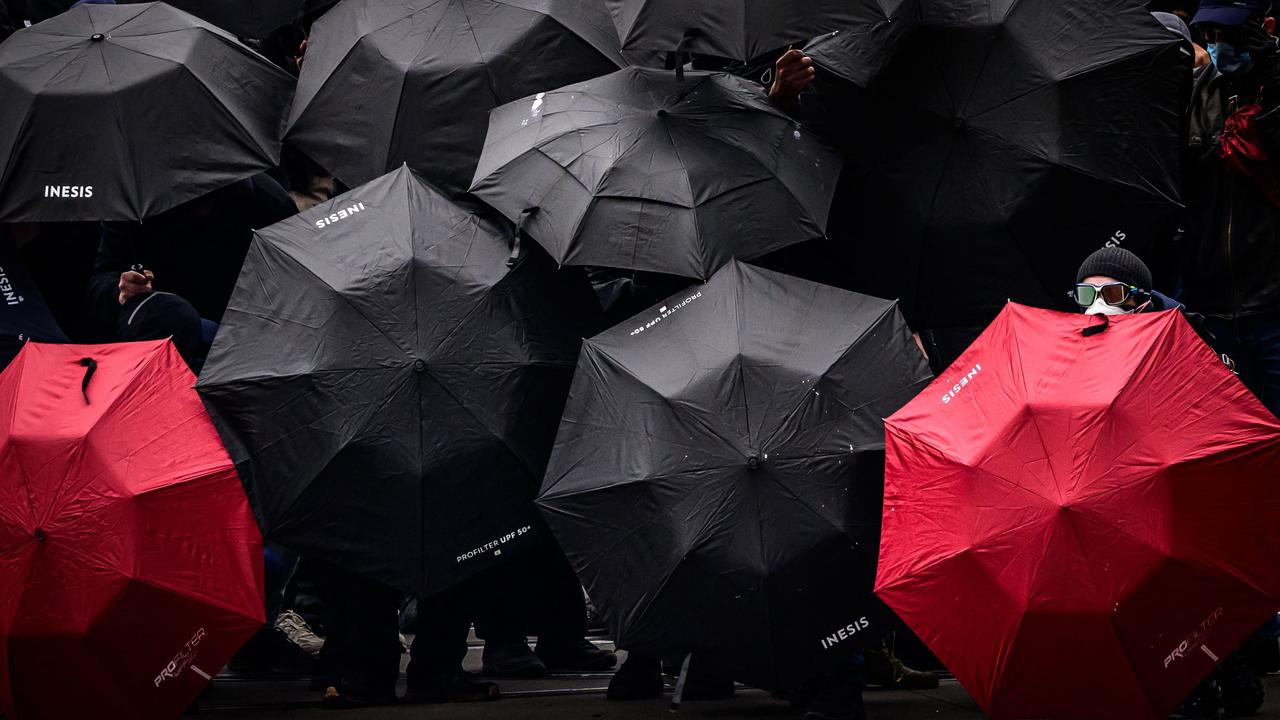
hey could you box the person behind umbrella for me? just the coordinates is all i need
[88,173,296,362]
[1183,0,1280,418]
[1071,246,1267,719]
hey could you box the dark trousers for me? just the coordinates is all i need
[406,577,486,687]
[473,545,587,647]
[310,560,402,701]
[1204,315,1280,418]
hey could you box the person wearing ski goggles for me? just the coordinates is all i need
[1070,247,1155,316]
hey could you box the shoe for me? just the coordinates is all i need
[275,610,324,659]
[607,655,664,701]
[481,640,547,677]
[864,647,939,690]
[320,686,395,709]
[536,638,618,672]
[404,672,500,703]
[802,678,866,720]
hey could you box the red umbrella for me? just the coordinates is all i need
[879,304,1280,720]
[0,340,263,720]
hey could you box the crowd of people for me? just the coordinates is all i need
[3,0,1280,719]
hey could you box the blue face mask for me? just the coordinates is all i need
[1208,40,1255,76]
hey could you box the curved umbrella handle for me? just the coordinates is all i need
[674,30,700,83]
[510,207,538,268]
[78,357,97,404]
[1082,314,1110,337]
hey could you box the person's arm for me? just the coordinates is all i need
[86,222,149,338]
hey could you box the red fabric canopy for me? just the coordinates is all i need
[879,304,1280,720]
[0,340,263,719]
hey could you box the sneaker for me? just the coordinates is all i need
[864,647,939,690]
[275,610,324,659]
[536,638,618,672]
[481,640,547,677]
[607,655,664,701]
[404,672,500,704]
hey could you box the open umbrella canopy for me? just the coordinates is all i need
[804,0,1185,328]
[128,0,304,38]
[538,260,932,690]
[471,66,843,281]
[0,244,65,371]
[605,0,887,63]
[197,166,602,596]
[0,2,293,222]
[286,0,624,196]
[0,340,264,720]
[879,304,1280,720]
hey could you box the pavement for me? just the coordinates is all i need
[188,639,1280,719]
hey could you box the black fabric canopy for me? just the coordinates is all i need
[0,2,292,222]
[286,0,624,196]
[538,260,932,690]
[197,166,602,595]
[471,66,843,281]
[803,0,1185,328]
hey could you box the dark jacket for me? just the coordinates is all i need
[1181,61,1280,320]
[89,174,296,332]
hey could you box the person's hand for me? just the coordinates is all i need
[294,37,308,70]
[768,49,816,109]
[1194,42,1211,69]
[118,269,153,305]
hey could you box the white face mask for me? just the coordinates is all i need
[1085,297,1135,316]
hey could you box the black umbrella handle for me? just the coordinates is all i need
[510,207,538,268]
[674,30,700,83]
[78,357,97,403]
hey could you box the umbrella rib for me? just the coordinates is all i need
[32,342,171,526]
[102,31,287,168]
[268,241,416,360]
[758,303,897,451]
[615,474,746,647]
[1055,509,1169,715]
[1072,319,1177,496]
[684,118,832,237]
[96,39,145,218]
[591,343,739,454]
[2,352,40,526]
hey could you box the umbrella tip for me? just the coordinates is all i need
[33,528,46,543]
[747,456,760,470]
[90,33,105,41]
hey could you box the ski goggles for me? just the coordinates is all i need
[1069,282,1142,308]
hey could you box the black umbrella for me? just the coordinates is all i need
[0,243,65,371]
[0,2,293,222]
[470,66,843,281]
[803,0,1186,329]
[285,0,624,197]
[196,166,601,595]
[133,0,304,38]
[605,0,873,64]
[537,260,932,690]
